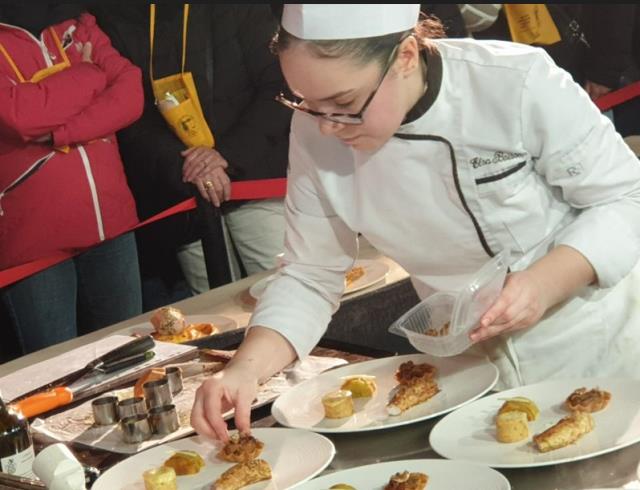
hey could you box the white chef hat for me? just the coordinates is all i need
[282,4,421,40]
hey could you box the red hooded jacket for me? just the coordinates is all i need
[0,13,142,270]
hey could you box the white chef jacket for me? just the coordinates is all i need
[250,38,640,388]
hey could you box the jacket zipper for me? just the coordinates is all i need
[394,132,494,258]
[0,151,56,216]
[77,145,105,241]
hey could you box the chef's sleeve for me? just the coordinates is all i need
[247,115,359,358]
[522,49,640,288]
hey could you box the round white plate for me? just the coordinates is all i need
[93,428,335,490]
[295,459,510,490]
[117,315,238,339]
[249,259,390,300]
[271,353,498,433]
[430,377,640,468]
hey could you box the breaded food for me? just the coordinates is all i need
[425,321,450,337]
[211,459,272,490]
[163,450,205,476]
[217,433,264,463]
[498,396,540,421]
[143,466,177,490]
[387,377,440,416]
[384,471,429,490]
[395,361,437,385]
[496,411,529,443]
[345,266,365,287]
[565,387,611,413]
[153,323,218,344]
[322,390,354,419]
[340,375,377,398]
[329,485,356,490]
[150,307,186,335]
[533,411,594,453]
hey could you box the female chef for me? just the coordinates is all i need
[191,4,640,441]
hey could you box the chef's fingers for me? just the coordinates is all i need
[234,385,254,436]
[190,384,220,440]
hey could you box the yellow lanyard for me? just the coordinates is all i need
[149,3,189,82]
[0,27,70,83]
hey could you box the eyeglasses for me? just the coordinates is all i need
[276,34,409,125]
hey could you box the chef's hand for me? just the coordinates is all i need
[190,361,258,443]
[470,270,549,343]
[181,147,228,183]
[584,80,611,101]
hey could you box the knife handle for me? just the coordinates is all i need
[97,335,155,368]
[12,387,73,418]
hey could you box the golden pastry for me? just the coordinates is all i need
[565,387,611,413]
[322,390,354,419]
[329,485,357,490]
[340,375,377,398]
[143,466,177,490]
[211,459,272,490]
[498,396,540,421]
[163,450,205,476]
[387,377,440,416]
[345,266,365,287]
[533,411,594,453]
[150,307,185,335]
[384,471,429,490]
[217,433,264,463]
[496,411,529,443]
[395,361,437,384]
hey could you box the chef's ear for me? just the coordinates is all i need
[393,35,421,79]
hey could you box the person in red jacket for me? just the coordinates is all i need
[0,5,144,358]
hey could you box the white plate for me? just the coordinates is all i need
[295,459,510,490]
[249,259,390,300]
[93,428,335,490]
[271,353,498,433]
[116,315,238,340]
[430,377,640,468]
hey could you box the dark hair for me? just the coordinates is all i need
[271,15,445,67]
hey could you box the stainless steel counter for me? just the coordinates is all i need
[321,418,640,490]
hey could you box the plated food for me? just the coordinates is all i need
[565,387,611,413]
[384,471,429,490]
[212,459,272,490]
[217,433,264,463]
[163,450,205,476]
[148,307,218,344]
[387,361,440,416]
[533,411,594,453]
[345,266,365,287]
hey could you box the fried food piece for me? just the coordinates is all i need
[496,411,529,443]
[217,433,264,463]
[387,377,440,416]
[384,471,429,490]
[211,459,272,490]
[163,450,205,476]
[533,411,594,453]
[322,390,354,419]
[153,323,218,344]
[345,266,365,287]
[143,466,177,490]
[565,387,611,413]
[340,375,377,398]
[150,307,186,335]
[498,396,540,421]
[329,485,357,490]
[395,361,437,385]
[425,321,450,337]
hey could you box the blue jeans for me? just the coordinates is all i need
[1,232,142,355]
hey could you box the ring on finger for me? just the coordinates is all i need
[204,180,214,189]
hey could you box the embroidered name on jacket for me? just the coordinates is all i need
[470,151,527,169]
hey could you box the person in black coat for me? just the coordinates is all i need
[92,3,291,298]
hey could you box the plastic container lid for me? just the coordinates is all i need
[389,250,509,357]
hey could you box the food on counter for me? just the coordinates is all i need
[384,470,429,490]
[340,375,377,398]
[498,396,540,422]
[211,459,272,490]
[142,466,177,490]
[345,266,365,287]
[217,432,265,463]
[533,411,594,453]
[565,387,611,413]
[163,450,205,476]
[146,306,218,344]
[150,307,186,335]
[329,484,357,490]
[387,361,440,416]
[322,390,355,419]
[425,321,450,337]
[496,411,529,443]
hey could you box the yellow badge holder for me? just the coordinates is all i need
[0,28,72,152]
[503,4,561,46]
[149,4,215,149]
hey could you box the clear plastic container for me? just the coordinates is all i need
[388,250,509,357]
